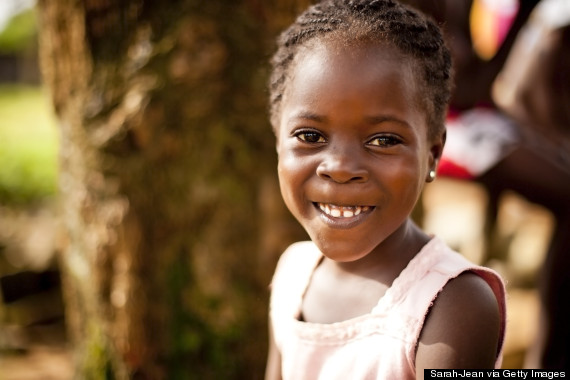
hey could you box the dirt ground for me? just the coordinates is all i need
[0,346,73,380]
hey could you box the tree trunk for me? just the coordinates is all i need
[36,1,309,378]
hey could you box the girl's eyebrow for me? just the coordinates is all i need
[287,111,412,128]
[364,115,411,128]
[289,111,327,123]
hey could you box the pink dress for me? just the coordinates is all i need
[269,237,506,380]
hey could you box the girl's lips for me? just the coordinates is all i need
[313,202,375,229]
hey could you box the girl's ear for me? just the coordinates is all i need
[426,130,446,182]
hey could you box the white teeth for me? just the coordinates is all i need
[317,203,369,218]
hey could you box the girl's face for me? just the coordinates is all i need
[276,42,443,262]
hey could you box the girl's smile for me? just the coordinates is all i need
[315,202,374,229]
[316,203,372,220]
[276,42,443,263]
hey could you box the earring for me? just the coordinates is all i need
[428,170,436,181]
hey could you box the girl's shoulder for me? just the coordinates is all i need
[409,237,505,304]
[270,241,322,301]
[274,241,322,274]
[414,238,506,373]
[269,241,323,344]
[415,271,503,371]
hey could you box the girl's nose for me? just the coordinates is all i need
[316,147,369,184]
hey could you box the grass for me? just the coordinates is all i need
[0,85,58,204]
[0,7,37,53]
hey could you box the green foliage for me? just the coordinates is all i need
[80,321,116,380]
[166,249,252,379]
[0,85,58,204]
[0,8,37,53]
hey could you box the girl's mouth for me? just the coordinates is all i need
[316,203,373,219]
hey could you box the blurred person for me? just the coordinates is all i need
[429,0,569,369]
[491,0,570,369]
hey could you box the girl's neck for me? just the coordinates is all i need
[323,218,430,279]
[301,219,431,324]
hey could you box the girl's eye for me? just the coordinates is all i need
[367,135,402,148]
[295,131,326,144]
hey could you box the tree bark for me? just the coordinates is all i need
[37,1,309,378]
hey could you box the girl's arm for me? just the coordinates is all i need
[415,272,501,379]
[265,323,282,380]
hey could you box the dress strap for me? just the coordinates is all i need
[269,241,323,348]
[371,237,507,370]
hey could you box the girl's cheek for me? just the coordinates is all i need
[277,147,296,169]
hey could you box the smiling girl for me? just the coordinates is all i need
[265,1,506,379]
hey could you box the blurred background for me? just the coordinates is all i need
[0,0,568,379]
[0,0,68,378]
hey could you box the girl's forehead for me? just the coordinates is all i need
[285,41,422,108]
[298,40,405,68]
[290,40,418,90]
[279,41,429,137]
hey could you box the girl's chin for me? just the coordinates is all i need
[310,237,376,262]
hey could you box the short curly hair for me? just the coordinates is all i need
[268,0,452,140]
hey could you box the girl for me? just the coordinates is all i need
[265,1,507,379]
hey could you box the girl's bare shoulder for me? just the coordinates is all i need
[415,272,501,374]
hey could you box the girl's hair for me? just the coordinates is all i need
[269,0,452,140]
